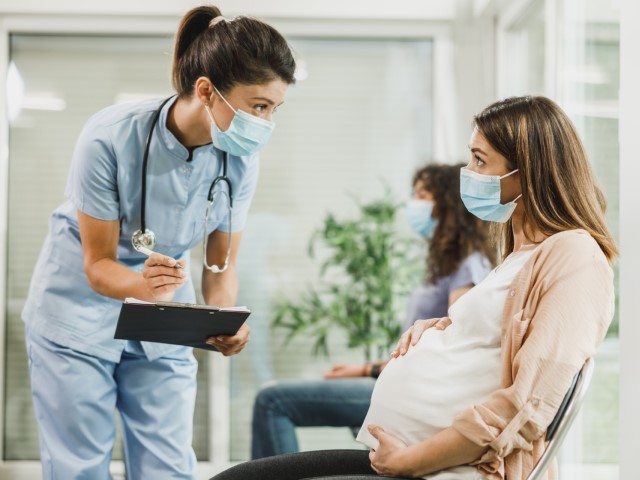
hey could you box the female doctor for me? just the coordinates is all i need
[21,5,296,479]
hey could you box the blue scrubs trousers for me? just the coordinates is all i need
[26,328,198,480]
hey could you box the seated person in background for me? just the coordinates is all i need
[212,95,616,480]
[250,163,496,460]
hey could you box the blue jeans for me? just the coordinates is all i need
[251,378,376,459]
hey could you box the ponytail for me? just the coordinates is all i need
[172,4,296,96]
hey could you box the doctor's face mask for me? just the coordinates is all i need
[206,85,275,156]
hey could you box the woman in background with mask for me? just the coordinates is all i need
[213,96,616,480]
[250,163,496,459]
[21,4,295,479]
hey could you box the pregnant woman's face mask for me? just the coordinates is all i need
[459,167,521,223]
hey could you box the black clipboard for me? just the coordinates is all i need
[114,298,251,352]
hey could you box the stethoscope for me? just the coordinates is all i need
[131,96,233,273]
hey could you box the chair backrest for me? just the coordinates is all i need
[526,357,595,480]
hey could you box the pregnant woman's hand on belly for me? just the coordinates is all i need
[367,424,413,477]
[391,317,452,358]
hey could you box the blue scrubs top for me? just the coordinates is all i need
[22,96,260,362]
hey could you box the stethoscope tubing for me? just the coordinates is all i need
[139,96,232,238]
[140,96,173,233]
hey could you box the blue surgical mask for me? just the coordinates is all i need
[406,199,438,238]
[459,167,522,223]
[206,86,275,156]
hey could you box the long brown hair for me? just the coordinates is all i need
[172,5,296,96]
[416,164,497,283]
[474,96,617,262]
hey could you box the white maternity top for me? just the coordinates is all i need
[356,246,538,480]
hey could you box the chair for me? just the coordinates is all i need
[526,357,595,480]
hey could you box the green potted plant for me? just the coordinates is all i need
[272,191,420,361]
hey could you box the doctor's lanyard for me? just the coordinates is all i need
[131,96,234,273]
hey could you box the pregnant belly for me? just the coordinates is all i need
[362,329,501,447]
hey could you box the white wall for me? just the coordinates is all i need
[0,0,455,19]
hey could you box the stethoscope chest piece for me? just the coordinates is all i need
[132,228,156,251]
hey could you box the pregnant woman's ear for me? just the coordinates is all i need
[390,317,452,358]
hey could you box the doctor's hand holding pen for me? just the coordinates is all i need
[138,246,250,355]
[138,246,188,302]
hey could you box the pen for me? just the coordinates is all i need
[136,246,184,269]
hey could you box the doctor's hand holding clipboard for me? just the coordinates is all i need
[20,4,297,479]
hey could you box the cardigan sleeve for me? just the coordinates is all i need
[451,233,614,470]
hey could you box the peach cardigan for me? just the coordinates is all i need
[451,230,615,480]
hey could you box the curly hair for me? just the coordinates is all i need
[414,163,497,284]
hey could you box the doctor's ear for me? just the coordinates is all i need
[195,77,215,105]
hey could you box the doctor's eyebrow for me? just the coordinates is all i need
[250,97,285,107]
